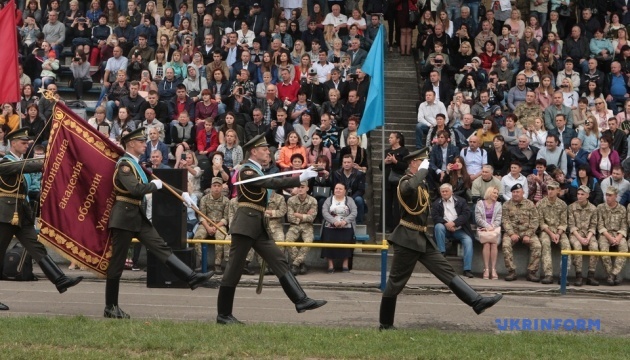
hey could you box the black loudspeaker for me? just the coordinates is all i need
[152,168,187,249]
[146,248,195,288]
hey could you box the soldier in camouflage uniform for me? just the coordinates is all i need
[537,181,570,284]
[262,190,287,274]
[502,183,542,282]
[286,182,318,275]
[597,186,628,286]
[513,90,543,127]
[568,185,600,286]
[194,178,229,274]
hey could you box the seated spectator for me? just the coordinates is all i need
[487,135,512,176]
[87,106,112,135]
[525,116,547,149]
[318,113,340,156]
[560,78,579,110]
[514,91,542,128]
[158,67,183,103]
[196,118,220,158]
[577,116,600,153]
[69,50,92,100]
[168,84,195,122]
[0,104,21,133]
[447,92,470,127]
[176,150,203,201]
[527,158,553,203]
[20,105,46,145]
[339,116,367,149]
[566,138,589,181]
[596,186,628,286]
[416,90,448,149]
[582,80,604,108]
[500,114,523,148]
[548,114,577,150]
[471,164,503,203]
[501,161,529,201]
[544,91,574,131]
[425,113,457,149]
[460,135,486,181]
[537,134,567,174]
[474,186,502,280]
[277,131,308,170]
[339,131,368,172]
[172,112,197,168]
[568,165,604,205]
[474,118,499,147]
[602,116,628,159]
[556,58,581,92]
[589,134,620,181]
[140,127,169,165]
[572,98,592,130]
[591,96,615,131]
[431,183,474,278]
[507,74,528,112]
[195,90,219,128]
[320,88,344,126]
[199,151,231,192]
[599,165,630,202]
[470,90,499,126]
[333,154,366,224]
[182,65,208,103]
[218,112,246,145]
[443,156,472,201]
[216,129,243,171]
[109,107,136,145]
[551,168,572,204]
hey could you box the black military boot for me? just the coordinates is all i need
[38,256,83,293]
[103,278,130,319]
[449,276,503,315]
[165,254,214,290]
[216,286,243,325]
[585,271,599,286]
[378,296,397,330]
[0,302,8,311]
[279,272,327,313]
[573,272,583,286]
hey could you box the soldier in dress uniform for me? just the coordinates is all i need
[105,127,214,319]
[286,181,318,275]
[597,186,628,286]
[216,133,326,325]
[502,183,543,282]
[193,177,229,274]
[567,185,600,286]
[0,128,84,312]
[379,148,502,330]
[537,181,570,285]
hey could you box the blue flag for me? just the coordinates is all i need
[357,25,385,135]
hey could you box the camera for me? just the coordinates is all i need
[36,49,45,57]
[349,74,358,80]
[434,59,443,64]
[560,84,567,88]
[77,17,86,23]
[74,57,81,62]
[238,87,244,95]
[181,153,187,161]
[308,68,317,76]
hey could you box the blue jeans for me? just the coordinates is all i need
[415,123,429,149]
[433,223,473,271]
[464,1,480,30]
[352,195,365,224]
[447,6,460,22]
[607,95,627,115]
[33,77,55,94]
[106,100,119,121]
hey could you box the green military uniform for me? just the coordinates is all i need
[596,200,628,279]
[502,195,542,278]
[226,197,257,271]
[379,148,502,330]
[217,134,326,325]
[193,180,229,270]
[513,103,542,127]
[266,192,287,242]
[567,191,599,285]
[0,128,82,302]
[105,128,212,319]
[286,191,317,271]
[537,191,570,280]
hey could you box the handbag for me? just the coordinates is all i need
[408,10,419,24]
[558,5,571,17]
[388,170,403,184]
[477,227,500,244]
[313,186,331,199]
[478,4,486,19]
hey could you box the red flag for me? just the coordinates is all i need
[0,0,20,103]
[39,102,125,277]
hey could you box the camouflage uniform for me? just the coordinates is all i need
[193,193,230,267]
[596,203,628,276]
[225,197,242,262]
[286,194,318,267]
[266,192,287,243]
[568,201,599,272]
[502,198,541,273]
[513,103,542,127]
[537,197,570,277]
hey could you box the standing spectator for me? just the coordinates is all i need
[568,185,600,286]
[380,132,409,232]
[431,183,475,278]
[474,186,502,280]
[596,186,628,286]
[321,183,357,272]
[428,130,460,187]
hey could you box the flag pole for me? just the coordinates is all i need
[381,120,386,240]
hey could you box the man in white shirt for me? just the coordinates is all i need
[312,50,335,84]
[416,89,448,149]
[501,161,529,200]
[322,4,348,36]
[460,136,486,180]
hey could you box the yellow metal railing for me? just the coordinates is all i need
[559,250,630,294]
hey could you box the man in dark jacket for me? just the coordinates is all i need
[563,26,590,73]
[566,138,590,181]
[431,183,475,278]
[428,130,460,188]
[333,154,366,224]
[301,20,327,52]
[510,135,539,176]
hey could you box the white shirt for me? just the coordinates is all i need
[460,146,486,175]
[443,197,458,222]
[313,61,335,83]
[322,13,348,27]
[501,173,528,200]
[417,100,448,127]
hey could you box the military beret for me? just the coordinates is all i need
[511,183,523,192]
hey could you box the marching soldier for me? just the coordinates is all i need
[502,183,542,282]
[0,128,83,311]
[194,177,229,274]
[597,186,628,286]
[106,128,214,319]
[379,148,502,330]
[537,181,570,284]
[216,134,326,325]
[286,181,318,275]
[226,196,257,275]
[568,185,599,286]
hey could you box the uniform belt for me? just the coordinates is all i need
[0,193,26,200]
[400,219,427,232]
[239,202,266,213]
[115,196,142,206]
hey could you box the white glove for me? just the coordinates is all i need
[418,159,430,171]
[151,179,163,189]
[182,192,195,208]
[299,166,319,182]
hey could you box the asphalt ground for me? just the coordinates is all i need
[1,267,629,334]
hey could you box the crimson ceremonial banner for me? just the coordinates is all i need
[0,0,20,103]
[39,102,125,277]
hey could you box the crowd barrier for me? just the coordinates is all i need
[560,250,630,295]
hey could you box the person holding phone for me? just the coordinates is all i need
[70,50,93,100]
[172,112,197,168]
